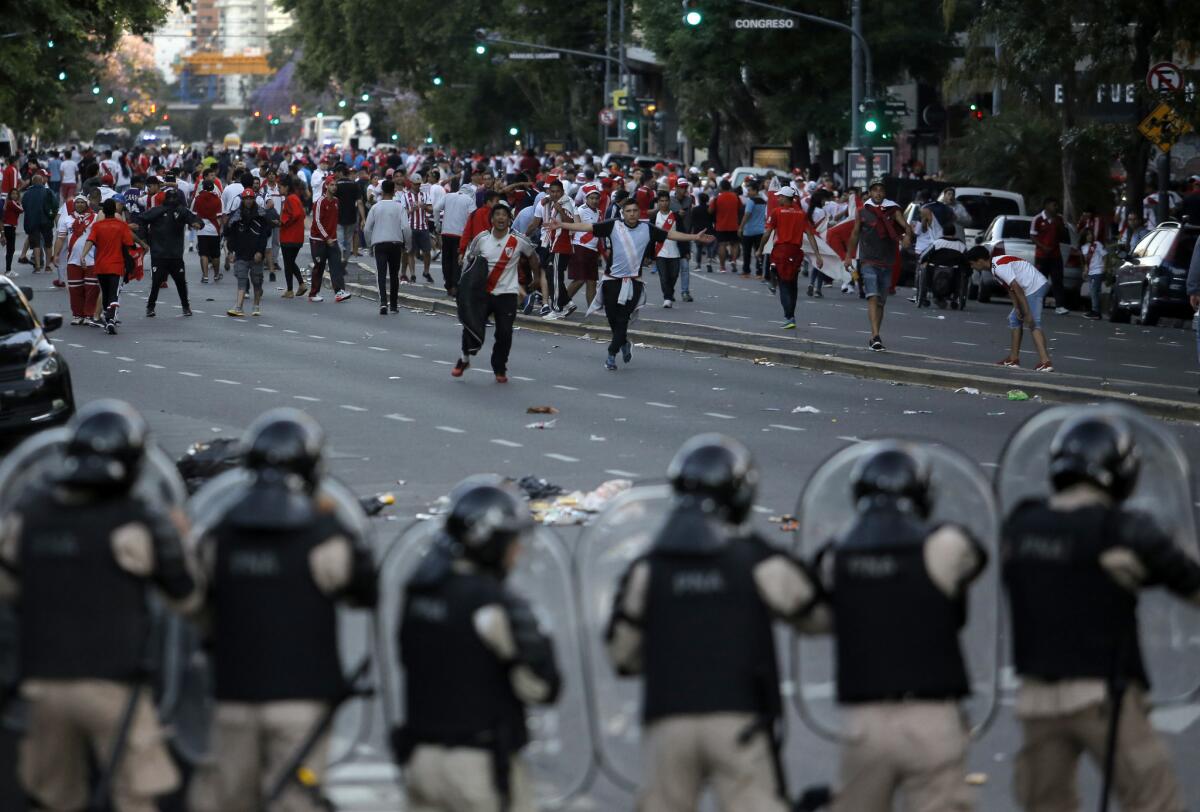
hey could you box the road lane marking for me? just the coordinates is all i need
[254,387,278,393]
[436,425,465,434]
[966,320,987,325]
[769,424,805,432]
[646,401,676,408]
[512,375,535,381]
[1121,363,1156,369]
[544,453,579,462]
[1057,331,1080,336]
[116,356,135,362]
[368,346,389,352]
[294,395,320,402]
[385,414,415,422]
[340,404,367,412]
[901,336,927,341]
[178,371,201,377]
[92,349,110,355]
[554,385,579,391]
[490,439,523,448]
[284,329,298,334]
[605,469,639,477]
[307,335,325,340]
[1064,356,1094,362]
[704,412,736,419]
[145,363,164,369]
[597,393,625,399]
[952,341,977,347]
[836,435,864,443]
[432,360,453,366]
[337,340,356,345]
[68,343,85,348]
[402,353,422,359]
[213,379,241,385]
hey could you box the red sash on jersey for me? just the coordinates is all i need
[654,212,677,255]
[486,234,520,292]
[69,213,95,254]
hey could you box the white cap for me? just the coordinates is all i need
[777,186,797,198]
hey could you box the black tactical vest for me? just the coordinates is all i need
[640,534,780,723]
[209,511,346,702]
[17,488,153,681]
[1003,500,1148,688]
[399,570,529,753]
[833,510,971,703]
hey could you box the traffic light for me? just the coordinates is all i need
[47,39,54,48]
[475,43,487,55]
[682,0,702,25]
[317,111,324,118]
[432,75,443,86]
[425,134,433,144]
[57,71,67,81]
[969,103,984,122]
[360,92,370,102]
[105,95,114,105]
[253,110,261,118]
[338,99,347,109]
[391,133,399,141]
[91,85,100,95]
[625,119,638,132]
[150,103,157,114]
[290,104,299,116]
[508,126,519,136]
[121,101,129,112]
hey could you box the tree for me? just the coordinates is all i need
[0,0,174,132]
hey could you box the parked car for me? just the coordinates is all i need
[972,215,1082,305]
[1109,221,1198,326]
[729,166,788,189]
[953,187,1025,242]
[0,279,74,437]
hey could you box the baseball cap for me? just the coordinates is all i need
[868,177,886,189]
[777,186,797,198]
[240,188,256,199]
[675,179,690,188]
[581,182,601,197]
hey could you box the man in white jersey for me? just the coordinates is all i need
[555,182,603,319]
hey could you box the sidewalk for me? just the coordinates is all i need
[347,259,1200,422]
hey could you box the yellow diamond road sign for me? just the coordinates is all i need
[1138,102,1193,152]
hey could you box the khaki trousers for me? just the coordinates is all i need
[18,679,178,812]
[1013,690,1184,812]
[833,701,974,812]
[189,700,330,812]
[404,745,536,812]
[637,713,789,812]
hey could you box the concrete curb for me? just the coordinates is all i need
[345,271,1200,423]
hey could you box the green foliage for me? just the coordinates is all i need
[0,0,173,131]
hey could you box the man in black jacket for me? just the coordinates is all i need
[224,189,277,317]
[142,188,202,318]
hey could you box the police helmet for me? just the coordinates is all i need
[1049,414,1139,500]
[58,399,148,491]
[667,433,758,524]
[241,408,324,490]
[444,476,530,572]
[850,443,932,517]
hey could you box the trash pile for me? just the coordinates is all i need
[416,476,634,527]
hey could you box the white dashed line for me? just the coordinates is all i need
[402,353,423,359]
[512,375,535,382]
[952,341,977,347]
[340,404,367,412]
[368,346,389,352]
[116,356,135,362]
[283,329,298,334]
[605,469,639,478]
[294,395,320,402]
[1064,356,1094,362]
[432,360,453,366]
[769,424,806,432]
[544,453,579,462]
[704,412,736,419]
[1109,337,1128,342]
[385,413,415,422]
[257,323,273,328]
[1057,331,1080,336]
[145,363,164,369]
[213,379,241,385]
[68,343,85,348]
[436,426,465,434]
[597,393,625,399]
[966,320,987,326]
[553,385,579,391]
[178,371,201,377]
[901,336,927,341]
[1121,363,1156,369]
[490,439,523,448]
[92,349,110,355]
[337,340,356,345]
[254,387,278,393]
[836,435,864,443]
[646,401,677,408]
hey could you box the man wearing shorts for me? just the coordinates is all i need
[844,178,912,351]
[223,189,275,317]
[191,179,223,282]
[708,180,743,272]
[559,182,602,318]
[966,247,1054,372]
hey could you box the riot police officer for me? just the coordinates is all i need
[811,443,986,812]
[394,476,561,812]
[0,400,199,812]
[606,434,822,812]
[188,408,377,812]
[1003,414,1200,811]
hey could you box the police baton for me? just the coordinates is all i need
[88,680,146,812]
[1098,628,1131,812]
[263,654,373,809]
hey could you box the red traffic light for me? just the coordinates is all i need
[973,110,984,121]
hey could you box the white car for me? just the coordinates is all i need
[973,215,1082,305]
[953,187,1025,242]
[729,166,787,189]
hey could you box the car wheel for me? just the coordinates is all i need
[1138,286,1159,327]
[1108,292,1131,323]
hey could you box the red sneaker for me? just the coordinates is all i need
[52,279,65,288]
[1035,361,1054,372]
[996,357,1019,367]
[451,359,468,378]
[494,373,508,384]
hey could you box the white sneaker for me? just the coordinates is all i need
[663,299,674,308]
[335,290,352,302]
[541,309,559,320]
[309,295,325,303]
[1054,306,1069,315]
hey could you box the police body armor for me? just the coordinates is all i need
[997,403,1200,704]
[831,508,971,704]
[794,440,1000,741]
[639,505,781,723]
[395,555,528,759]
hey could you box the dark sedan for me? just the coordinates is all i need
[1110,222,1198,326]
[0,278,74,437]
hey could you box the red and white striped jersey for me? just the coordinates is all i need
[405,188,429,230]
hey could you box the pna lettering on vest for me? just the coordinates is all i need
[229,550,282,577]
[410,596,449,622]
[672,570,726,595]
[846,555,899,579]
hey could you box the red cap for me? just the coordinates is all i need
[653,162,665,171]
[240,188,256,199]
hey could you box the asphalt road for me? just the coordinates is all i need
[10,250,1200,810]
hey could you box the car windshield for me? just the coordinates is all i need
[1001,219,1032,239]
[959,196,1021,231]
[0,287,35,334]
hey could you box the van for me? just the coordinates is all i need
[952,187,1025,241]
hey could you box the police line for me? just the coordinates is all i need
[3,401,1199,811]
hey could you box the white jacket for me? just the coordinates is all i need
[436,186,476,237]
[363,198,411,246]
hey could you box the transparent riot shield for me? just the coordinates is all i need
[375,520,592,807]
[996,403,1200,705]
[0,426,186,514]
[792,440,1001,742]
[168,471,376,768]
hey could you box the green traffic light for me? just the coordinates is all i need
[425,135,433,143]
[47,39,55,48]
[361,93,370,102]
[625,119,638,131]
[91,85,100,95]
[432,76,443,86]
[864,119,879,133]
[105,96,114,105]
[338,99,347,108]
[508,126,519,136]
[685,10,702,25]
[57,71,67,81]
[391,133,399,141]
[475,44,487,55]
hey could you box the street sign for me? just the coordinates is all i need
[598,107,616,126]
[1147,62,1183,94]
[1138,101,1193,152]
[843,147,894,189]
[610,88,630,111]
[884,100,908,114]
[507,52,561,61]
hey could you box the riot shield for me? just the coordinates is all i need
[996,403,1200,705]
[793,440,1001,742]
[167,471,376,768]
[0,426,186,514]
[375,520,591,807]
